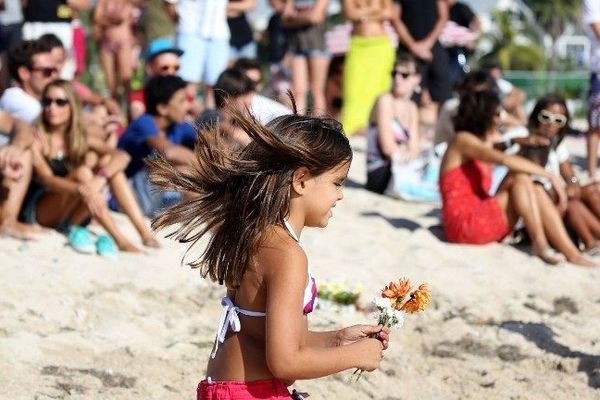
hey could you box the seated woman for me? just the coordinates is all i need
[523,93,600,254]
[366,52,420,193]
[22,79,157,256]
[440,89,596,267]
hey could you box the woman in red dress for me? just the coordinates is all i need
[440,90,596,267]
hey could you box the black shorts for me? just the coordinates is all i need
[400,42,453,104]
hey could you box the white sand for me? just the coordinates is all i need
[2,135,600,399]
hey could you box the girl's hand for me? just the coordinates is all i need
[550,175,567,214]
[336,325,389,350]
[78,185,105,216]
[355,338,384,372]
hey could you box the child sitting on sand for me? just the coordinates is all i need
[148,99,389,399]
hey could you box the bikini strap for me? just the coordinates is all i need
[210,296,265,359]
[283,219,299,242]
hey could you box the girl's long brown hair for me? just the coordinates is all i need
[37,79,88,166]
[147,101,352,287]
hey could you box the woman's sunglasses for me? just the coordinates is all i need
[41,97,70,107]
[391,70,414,79]
[538,109,567,128]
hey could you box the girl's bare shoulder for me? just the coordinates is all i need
[255,225,308,279]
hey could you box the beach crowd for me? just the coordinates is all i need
[2,0,600,399]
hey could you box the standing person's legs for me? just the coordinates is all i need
[290,55,309,114]
[116,39,134,104]
[422,43,453,134]
[203,38,230,109]
[178,32,205,104]
[307,54,329,115]
[99,43,118,99]
[586,72,600,178]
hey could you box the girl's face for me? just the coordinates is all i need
[537,103,567,140]
[42,86,72,128]
[302,162,350,228]
[391,63,418,98]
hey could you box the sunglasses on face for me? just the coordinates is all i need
[538,109,567,128]
[391,70,414,79]
[31,66,59,77]
[159,64,180,73]
[41,97,70,107]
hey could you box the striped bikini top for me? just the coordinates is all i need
[210,220,318,358]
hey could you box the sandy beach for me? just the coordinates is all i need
[2,135,600,400]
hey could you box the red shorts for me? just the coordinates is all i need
[197,379,291,400]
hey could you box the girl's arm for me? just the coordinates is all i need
[406,100,420,156]
[374,95,402,158]
[455,132,553,179]
[264,245,383,381]
[31,146,80,194]
[146,135,196,166]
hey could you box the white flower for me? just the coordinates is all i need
[391,310,405,329]
[374,297,392,310]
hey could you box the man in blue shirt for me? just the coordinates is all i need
[118,75,196,216]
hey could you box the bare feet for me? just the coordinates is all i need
[0,221,42,240]
[117,241,141,253]
[584,242,600,257]
[569,254,598,267]
[142,235,161,248]
[534,247,566,265]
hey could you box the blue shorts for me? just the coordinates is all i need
[589,73,600,131]
[229,42,257,61]
[176,34,229,86]
[129,167,182,218]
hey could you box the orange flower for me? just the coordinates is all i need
[400,284,431,313]
[381,278,411,300]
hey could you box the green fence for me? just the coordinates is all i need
[503,70,590,101]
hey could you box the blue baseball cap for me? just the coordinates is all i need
[145,38,184,62]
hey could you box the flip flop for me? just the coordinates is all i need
[67,226,95,254]
[96,234,118,259]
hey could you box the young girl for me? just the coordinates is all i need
[148,103,389,399]
[524,94,600,254]
[23,79,157,255]
[366,52,421,194]
[440,89,596,267]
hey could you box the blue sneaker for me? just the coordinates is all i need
[96,234,118,259]
[67,226,95,254]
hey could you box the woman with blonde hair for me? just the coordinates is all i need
[22,79,157,256]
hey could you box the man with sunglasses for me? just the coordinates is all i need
[0,39,58,124]
[129,38,202,120]
[584,0,600,179]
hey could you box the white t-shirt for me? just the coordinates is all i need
[177,0,229,39]
[583,0,600,72]
[250,94,292,124]
[0,87,41,124]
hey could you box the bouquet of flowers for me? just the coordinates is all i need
[352,278,431,381]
